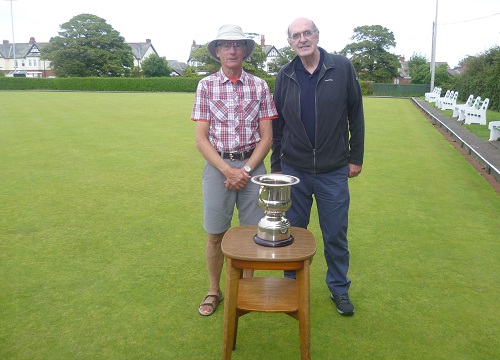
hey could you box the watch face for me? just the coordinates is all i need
[244,165,251,173]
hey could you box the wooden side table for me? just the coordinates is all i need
[221,225,316,360]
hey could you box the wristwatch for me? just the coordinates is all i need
[243,165,252,173]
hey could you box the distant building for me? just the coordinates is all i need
[187,40,204,70]
[394,56,411,84]
[128,39,157,68]
[393,57,463,84]
[0,37,170,77]
[167,60,186,76]
[0,38,53,77]
[260,35,282,74]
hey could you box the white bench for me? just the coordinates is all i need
[464,98,489,125]
[456,96,481,121]
[436,90,451,109]
[488,121,500,141]
[452,94,474,118]
[440,91,459,110]
[425,87,441,103]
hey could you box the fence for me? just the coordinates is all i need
[373,83,430,97]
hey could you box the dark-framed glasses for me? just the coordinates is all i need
[289,30,316,41]
[217,42,246,50]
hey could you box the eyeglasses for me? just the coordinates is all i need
[217,42,246,50]
[288,30,316,41]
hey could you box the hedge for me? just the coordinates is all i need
[0,77,205,92]
[2,76,423,97]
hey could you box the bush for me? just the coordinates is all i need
[360,81,374,95]
[0,77,204,92]
[452,46,500,111]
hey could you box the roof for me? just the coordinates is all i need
[1,40,156,61]
[167,60,187,76]
[0,42,42,59]
[262,45,281,57]
[128,41,157,60]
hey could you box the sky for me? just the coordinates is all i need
[0,0,499,68]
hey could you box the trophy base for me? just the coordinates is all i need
[253,234,294,247]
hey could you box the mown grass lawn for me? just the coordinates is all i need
[0,92,498,359]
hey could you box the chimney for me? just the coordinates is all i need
[261,34,265,47]
[3,40,9,46]
[146,39,151,44]
[29,37,36,44]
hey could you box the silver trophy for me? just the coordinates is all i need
[251,174,300,247]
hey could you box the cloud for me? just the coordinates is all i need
[1,0,498,67]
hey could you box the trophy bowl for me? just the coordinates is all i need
[251,174,300,247]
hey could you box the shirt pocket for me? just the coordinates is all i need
[241,99,260,124]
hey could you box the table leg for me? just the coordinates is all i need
[222,258,241,360]
[296,260,311,360]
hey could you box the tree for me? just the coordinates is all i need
[141,54,171,77]
[183,67,200,78]
[453,46,500,111]
[41,13,134,77]
[267,46,295,74]
[340,25,400,83]
[408,53,453,87]
[190,45,220,74]
[130,65,143,78]
[407,53,430,84]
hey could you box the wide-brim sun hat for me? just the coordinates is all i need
[207,24,255,62]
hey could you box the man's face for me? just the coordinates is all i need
[215,41,247,70]
[287,19,319,58]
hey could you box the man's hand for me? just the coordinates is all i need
[224,167,251,190]
[348,163,362,178]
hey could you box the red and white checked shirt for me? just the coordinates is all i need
[191,69,277,152]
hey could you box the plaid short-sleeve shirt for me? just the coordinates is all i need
[191,69,277,152]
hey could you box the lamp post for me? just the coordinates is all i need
[6,0,17,74]
[430,0,438,91]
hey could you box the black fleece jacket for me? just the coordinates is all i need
[271,48,365,173]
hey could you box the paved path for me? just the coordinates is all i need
[412,98,500,183]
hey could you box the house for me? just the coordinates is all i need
[187,40,204,69]
[0,38,53,77]
[0,37,163,77]
[167,60,187,76]
[393,56,411,84]
[128,39,157,67]
[260,35,282,74]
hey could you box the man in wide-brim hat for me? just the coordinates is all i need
[191,24,277,316]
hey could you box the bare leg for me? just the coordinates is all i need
[199,232,225,315]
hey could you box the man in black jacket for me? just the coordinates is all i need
[271,17,365,316]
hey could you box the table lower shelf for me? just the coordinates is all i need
[237,277,298,313]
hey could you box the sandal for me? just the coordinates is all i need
[198,290,224,316]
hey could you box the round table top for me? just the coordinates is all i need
[221,225,316,262]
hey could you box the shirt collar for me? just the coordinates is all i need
[295,50,324,75]
[218,68,248,84]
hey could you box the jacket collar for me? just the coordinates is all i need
[284,47,336,77]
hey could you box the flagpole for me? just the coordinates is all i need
[430,0,438,91]
[7,0,17,73]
